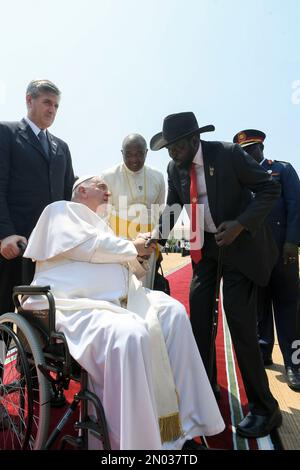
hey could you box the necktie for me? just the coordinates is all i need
[189,163,202,264]
[38,130,50,159]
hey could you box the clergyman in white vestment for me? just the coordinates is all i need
[22,176,224,450]
[101,134,165,289]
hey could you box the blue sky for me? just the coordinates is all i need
[1,0,299,179]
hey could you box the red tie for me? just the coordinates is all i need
[189,163,202,264]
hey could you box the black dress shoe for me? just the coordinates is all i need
[182,439,209,450]
[286,367,300,391]
[237,407,282,438]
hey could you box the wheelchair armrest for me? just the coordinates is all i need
[13,285,56,338]
[13,285,51,295]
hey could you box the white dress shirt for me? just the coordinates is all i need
[24,117,47,137]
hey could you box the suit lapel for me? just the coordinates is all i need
[202,141,218,226]
[18,119,50,162]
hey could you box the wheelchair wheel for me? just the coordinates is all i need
[0,313,50,449]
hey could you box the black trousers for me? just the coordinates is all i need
[0,256,35,315]
[258,253,300,368]
[189,232,278,416]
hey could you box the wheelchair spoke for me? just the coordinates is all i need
[1,315,50,450]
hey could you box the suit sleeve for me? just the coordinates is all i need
[158,163,183,242]
[63,143,75,201]
[232,144,281,235]
[281,163,300,244]
[0,124,17,238]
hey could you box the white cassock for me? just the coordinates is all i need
[101,163,166,288]
[23,201,224,450]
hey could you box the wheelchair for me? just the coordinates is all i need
[0,285,111,450]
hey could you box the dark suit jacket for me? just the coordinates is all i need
[160,140,281,286]
[0,119,75,239]
[261,159,300,248]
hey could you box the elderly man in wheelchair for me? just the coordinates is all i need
[0,176,224,450]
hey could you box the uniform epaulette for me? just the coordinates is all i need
[267,160,273,165]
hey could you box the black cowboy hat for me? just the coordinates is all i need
[150,112,215,151]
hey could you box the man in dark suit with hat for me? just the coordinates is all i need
[0,79,75,316]
[234,129,300,391]
[150,112,282,438]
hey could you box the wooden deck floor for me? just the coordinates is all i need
[265,344,300,450]
[162,254,300,451]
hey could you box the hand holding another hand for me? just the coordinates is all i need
[133,236,156,258]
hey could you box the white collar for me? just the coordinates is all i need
[25,117,47,137]
[122,162,145,176]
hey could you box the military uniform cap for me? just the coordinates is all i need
[233,129,266,148]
